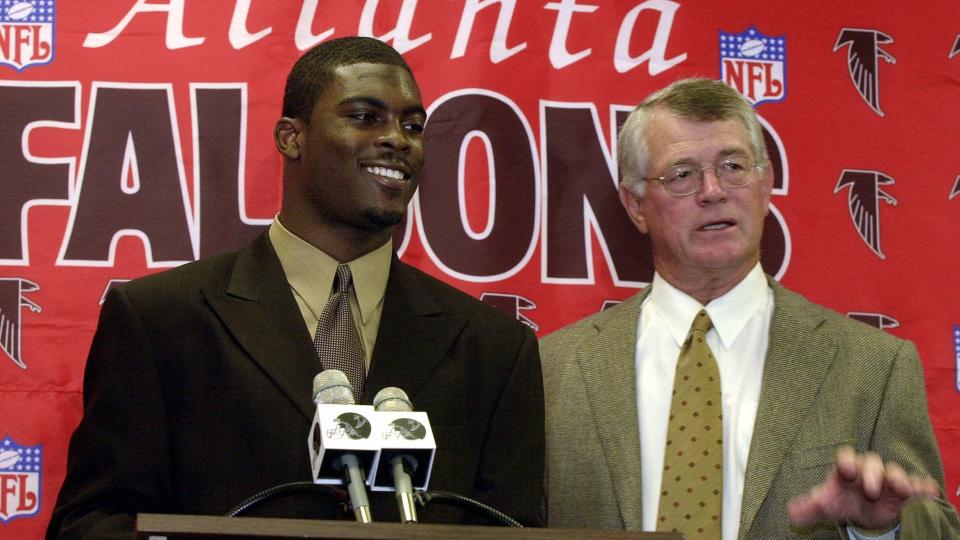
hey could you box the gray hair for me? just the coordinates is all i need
[617,78,768,197]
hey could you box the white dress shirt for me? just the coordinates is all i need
[636,263,771,540]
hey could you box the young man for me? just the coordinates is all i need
[48,37,543,538]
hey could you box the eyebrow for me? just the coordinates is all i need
[339,96,426,118]
[717,146,750,158]
[668,147,751,167]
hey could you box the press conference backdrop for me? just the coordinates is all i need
[1,0,958,535]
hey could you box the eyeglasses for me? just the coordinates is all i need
[644,157,761,197]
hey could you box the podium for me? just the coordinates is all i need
[136,514,682,539]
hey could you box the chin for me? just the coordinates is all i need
[699,253,758,273]
[363,208,405,230]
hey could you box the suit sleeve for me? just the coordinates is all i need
[472,327,546,527]
[47,286,171,539]
[871,340,960,538]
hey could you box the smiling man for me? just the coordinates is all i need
[541,78,959,539]
[48,37,544,538]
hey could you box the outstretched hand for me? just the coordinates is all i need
[787,446,940,531]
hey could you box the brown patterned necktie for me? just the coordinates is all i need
[657,309,722,538]
[313,264,365,400]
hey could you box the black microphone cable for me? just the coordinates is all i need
[415,490,522,527]
[226,483,524,527]
[225,481,350,517]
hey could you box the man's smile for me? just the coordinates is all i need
[363,165,410,181]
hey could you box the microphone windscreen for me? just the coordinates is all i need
[313,369,356,405]
[372,386,413,412]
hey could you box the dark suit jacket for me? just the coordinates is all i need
[541,280,959,539]
[48,233,544,539]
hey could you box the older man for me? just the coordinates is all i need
[541,78,958,539]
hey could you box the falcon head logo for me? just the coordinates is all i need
[847,312,899,331]
[329,413,371,440]
[480,292,539,332]
[99,279,129,305]
[834,170,898,259]
[600,300,621,311]
[833,28,896,116]
[0,278,41,369]
[387,418,427,441]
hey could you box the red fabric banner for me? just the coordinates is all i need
[1,1,958,535]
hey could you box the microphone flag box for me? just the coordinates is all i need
[308,404,380,485]
[368,410,436,492]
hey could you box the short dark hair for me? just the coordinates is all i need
[281,36,413,121]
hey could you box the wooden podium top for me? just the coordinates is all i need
[136,513,682,540]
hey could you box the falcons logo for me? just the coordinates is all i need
[834,170,897,259]
[600,300,621,311]
[847,312,899,331]
[834,28,895,116]
[99,279,129,305]
[330,413,371,440]
[480,292,539,332]
[0,278,41,369]
[388,418,427,440]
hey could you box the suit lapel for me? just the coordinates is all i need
[577,290,649,529]
[738,281,836,538]
[202,233,320,421]
[363,259,466,405]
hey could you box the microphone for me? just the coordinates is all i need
[373,387,418,523]
[369,387,436,523]
[312,369,356,405]
[308,369,374,523]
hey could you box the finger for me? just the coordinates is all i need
[882,461,911,499]
[787,496,816,525]
[788,488,829,525]
[835,446,859,482]
[907,475,940,499]
[860,452,885,499]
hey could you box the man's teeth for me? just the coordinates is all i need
[365,166,405,180]
[702,223,730,230]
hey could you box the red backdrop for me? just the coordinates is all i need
[2,1,958,535]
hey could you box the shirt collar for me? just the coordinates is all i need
[268,216,392,325]
[646,263,768,349]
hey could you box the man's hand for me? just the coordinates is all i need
[787,446,940,531]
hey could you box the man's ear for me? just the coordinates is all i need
[760,164,774,216]
[618,181,648,234]
[274,117,304,160]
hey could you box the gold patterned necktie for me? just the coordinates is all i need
[313,264,365,400]
[657,309,722,538]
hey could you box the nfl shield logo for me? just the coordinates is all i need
[0,436,41,523]
[0,0,55,71]
[719,26,786,106]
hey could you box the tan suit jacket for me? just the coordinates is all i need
[541,280,959,539]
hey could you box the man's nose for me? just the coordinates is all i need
[376,122,412,153]
[696,167,726,201]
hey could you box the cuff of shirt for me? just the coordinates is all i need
[846,522,900,540]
